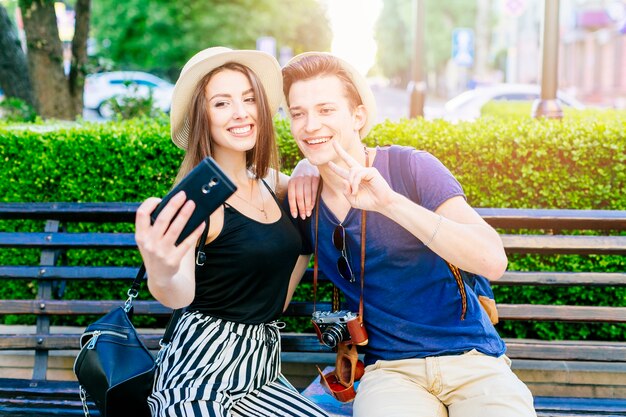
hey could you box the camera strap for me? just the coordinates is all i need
[312,148,368,322]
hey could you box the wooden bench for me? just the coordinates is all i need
[0,203,625,416]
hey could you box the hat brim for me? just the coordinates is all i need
[284,52,377,138]
[171,48,282,150]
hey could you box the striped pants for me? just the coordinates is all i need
[148,311,329,417]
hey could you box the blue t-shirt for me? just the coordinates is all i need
[297,145,506,365]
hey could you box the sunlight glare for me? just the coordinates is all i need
[324,0,383,76]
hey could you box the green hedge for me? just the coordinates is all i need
[1,110,625,339]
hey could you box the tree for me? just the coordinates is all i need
[374,0,413,85]
[18,0,90,119]
[374,0,477,87]
[264,0,332,56]
[0,3,35,107]
[89,0,331,80]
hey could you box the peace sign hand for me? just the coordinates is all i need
[328,141,397,212]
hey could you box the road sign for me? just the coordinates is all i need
[451,28,474,67]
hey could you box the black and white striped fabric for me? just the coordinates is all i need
[148,311,328,417]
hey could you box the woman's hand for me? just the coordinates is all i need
[287,159,320,219]
[134,191,204,307]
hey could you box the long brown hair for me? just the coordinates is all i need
[174,62,279,185]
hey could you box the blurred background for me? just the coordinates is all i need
[0,0,625,123]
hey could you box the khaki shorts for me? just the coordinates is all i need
[353,349,536,417]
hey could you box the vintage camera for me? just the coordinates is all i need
[311,310,368,349]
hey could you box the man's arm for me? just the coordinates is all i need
[328,141,507,281]
[383,194,507,280]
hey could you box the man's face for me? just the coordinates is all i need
[287,75,365,166]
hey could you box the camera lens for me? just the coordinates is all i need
[321,324,348,349]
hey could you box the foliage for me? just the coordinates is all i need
[90,0,331,80]
[1,111,625,340]
[0,97,37,122]
[102,83,168,121]
[373,0,413,84]
[274,116,304,174]
[366,111,626,210]
[481,101,588,119]
[0,0,18,17]
[374,0,477,84]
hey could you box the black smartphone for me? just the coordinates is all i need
[150,157,237,245]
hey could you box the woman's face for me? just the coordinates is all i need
[205,69,259,154]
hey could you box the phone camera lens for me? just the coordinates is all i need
[202,178,220,194]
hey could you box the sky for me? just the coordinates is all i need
[324,0,383,76]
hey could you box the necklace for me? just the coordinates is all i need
[232,179,267,220]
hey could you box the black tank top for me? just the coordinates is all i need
[188,181,303,324]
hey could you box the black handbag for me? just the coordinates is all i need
[73,264,183,417]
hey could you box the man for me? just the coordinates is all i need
[283,52,536,417]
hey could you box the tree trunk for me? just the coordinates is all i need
[475,0,492,80]
[20,0,75,120]
[69,0,90,116]
[0,4,36,108]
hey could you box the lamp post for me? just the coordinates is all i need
[408,0,426,118]
[532,0,563,119]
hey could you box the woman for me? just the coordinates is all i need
[135,47,327,417]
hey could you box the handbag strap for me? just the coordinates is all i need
[127,220,211,358]
[124,263,183,355]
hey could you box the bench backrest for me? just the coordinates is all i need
[1,203,625,380]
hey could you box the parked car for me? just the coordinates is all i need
[83,71,174,118]
[443,83,585,122]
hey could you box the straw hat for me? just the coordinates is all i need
[170,47,282,150]
[285,51,377,138]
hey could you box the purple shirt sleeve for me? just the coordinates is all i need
[408,150,466,211]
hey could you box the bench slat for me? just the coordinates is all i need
[0,300,336,317]
[476,208,626,230]
[2,333,625,362]
[3,233,625,254]
[497,304,626,323]
[0,232,136,249]
[3,204,625,230]
[501,234,626,254]
[0,300,171,315]
[0,202,139,223]
[0,266,140,280]
[1,300,624,323]
[496,271,626,286]
[505,339,626,362]
[3,267,626,287]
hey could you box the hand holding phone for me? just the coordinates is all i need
[150,157,237,245]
